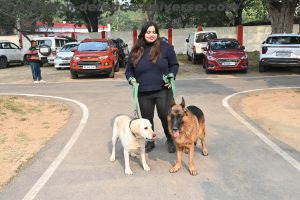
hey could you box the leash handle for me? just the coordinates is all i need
[128,77,141,118]
[163,73,176,97]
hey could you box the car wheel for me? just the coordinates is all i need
[115,62,120,72]
[205,68,212,74]
[70,71,78,79]
[108,67,115,78]
[259,63,266,72]
[23,55,29,65]
[242,68,248,73]
[192,54,197,64]
[187,52,191,61]
[119,59,126,68]
[0,56,8,69]
[202,58,207,68]
[39,45,51,57]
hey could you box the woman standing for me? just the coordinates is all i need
[125,21,179,153]
[27,40,44,83]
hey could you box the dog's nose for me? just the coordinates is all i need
[172,127,178,131]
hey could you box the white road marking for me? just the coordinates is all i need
[0,74,299,85]
[222,87,300,172]
[0,93,89,200]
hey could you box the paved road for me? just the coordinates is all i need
[0,75,300,200]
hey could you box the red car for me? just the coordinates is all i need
[70,38,119,79]
[202,38,248,73]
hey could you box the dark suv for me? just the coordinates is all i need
[111,38,129,68]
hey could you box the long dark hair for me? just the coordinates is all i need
[131,21,161,66]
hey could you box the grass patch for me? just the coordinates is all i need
[1,97,26,115]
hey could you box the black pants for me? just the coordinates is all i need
[138,88,173,141]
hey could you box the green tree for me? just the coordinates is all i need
[265,0,299,33]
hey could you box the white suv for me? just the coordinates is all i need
[259,33,300,72]
[186,31,218,64]
[0,40,24,69]
[34,36,68,65]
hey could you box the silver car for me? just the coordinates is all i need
[54,42,79,70]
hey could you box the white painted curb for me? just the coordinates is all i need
[222,87,300,172]
[0,93,89,200]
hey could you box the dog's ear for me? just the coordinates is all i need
[180,97,185,109]
[170,98,176,107]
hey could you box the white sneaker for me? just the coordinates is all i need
[39,80,46,83]
[33,81,39,84]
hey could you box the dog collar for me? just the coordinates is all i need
[129,118,139,138]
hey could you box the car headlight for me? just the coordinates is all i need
[72,56,80,60]
[241,54,248,60]
[207,56,215,61]
[99,56,109,60]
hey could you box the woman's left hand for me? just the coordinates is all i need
[164,83,171,88]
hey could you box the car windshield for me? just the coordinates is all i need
[37,40,52,47]
[78,42,109,51]
[196,32,217,43]
[210,40,241,50]
[266,36,300,44]
[60,44,78,52]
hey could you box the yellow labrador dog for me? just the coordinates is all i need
[110,115,156,175]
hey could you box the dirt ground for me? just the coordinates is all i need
[239,89,300,152]
[0,96,70,189]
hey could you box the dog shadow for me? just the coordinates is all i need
[106,139,207,173]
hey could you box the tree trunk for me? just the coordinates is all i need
[88,12,99,32]
[265,0,298,33]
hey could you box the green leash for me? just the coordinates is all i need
[163,73,176,97]
[128,77,141,118]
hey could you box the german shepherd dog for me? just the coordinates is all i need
[168,98,208,176]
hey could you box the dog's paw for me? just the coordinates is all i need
[202,149,208,156]
[169,166,180,173]
[143,164,150,171]
[110,155,115,162]
[189,169,198,176]
[125,168,133,175]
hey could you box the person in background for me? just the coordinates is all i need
[27,40,45,83]
[125,21,179,153]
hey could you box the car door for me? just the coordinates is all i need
[1,42,14,61]
[10,43,23,61]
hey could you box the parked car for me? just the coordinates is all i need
[111,38,129,68]
[54,42,79,70]
[202,38,248,73]
[0,40,24,69]
[186,31,218,63]
[24,36,69,65]
[70,38,119,79]
[259,33,300,72]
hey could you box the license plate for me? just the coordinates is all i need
[276,52,291,57]
[61,60,69,63]
[221,62,236,66]
[82,65,96,69]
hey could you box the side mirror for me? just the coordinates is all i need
[202,47,208,51]
[262,41,266,44]
[123,44,128,47]
[186,39,189,43]
[241,46,245,50]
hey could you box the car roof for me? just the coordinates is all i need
[209,38,238,42]
[34,37,68,40]
[268,33,300,37]
[81,38,108,43]
[64,42,80,45]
